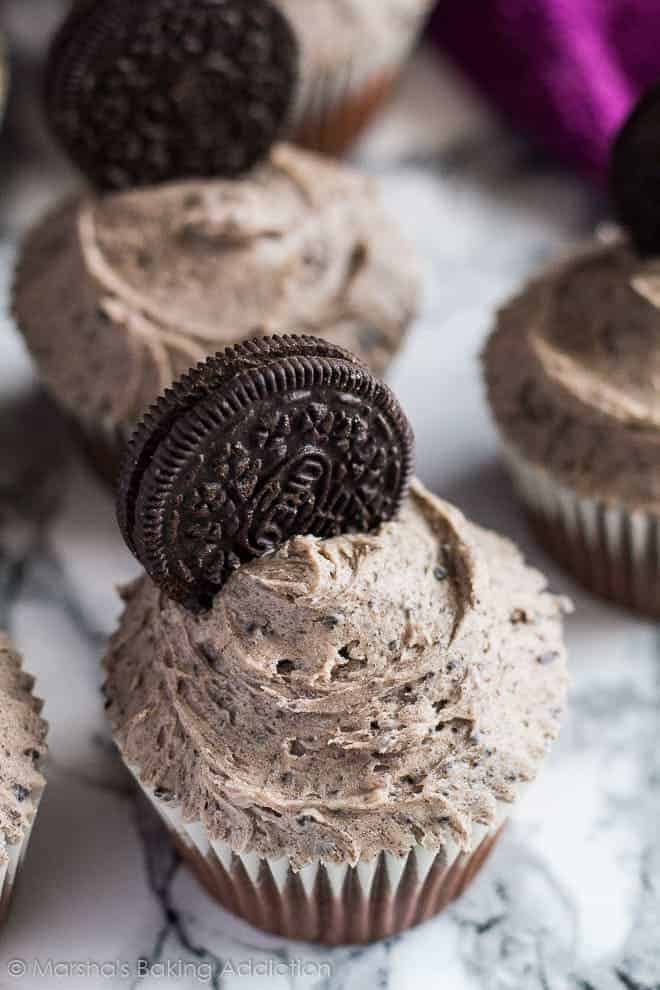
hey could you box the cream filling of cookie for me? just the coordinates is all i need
[104,482,568,868]
[14,145,419,430]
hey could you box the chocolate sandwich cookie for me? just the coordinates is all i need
[45,0,299,189]
[118,334,369,553]
[118,336,414,611]
[611,81,660,256]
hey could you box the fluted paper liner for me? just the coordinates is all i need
[0,765,44,924]
[502,442,660,617]
[287,4,434,155]
[131,766,507,945]
[0,646,46,924]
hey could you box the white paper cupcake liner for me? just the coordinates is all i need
[0,640,46,925]
[286,5,433,154]
[501,442,660,617]
[0,763,45,925]
[131,766,509,945]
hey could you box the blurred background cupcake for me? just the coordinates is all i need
[279,0,437,154]
[11,0,421,485]
[483,84,660,618]
[483,239,660,616]
[0,633,47,922]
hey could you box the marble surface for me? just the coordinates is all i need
[1,5,658,989]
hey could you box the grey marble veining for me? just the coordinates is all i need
[0,5,658,988]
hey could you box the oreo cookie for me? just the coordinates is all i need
[118,336,414,611]
[45,0,299,190]
[610,82,660,255]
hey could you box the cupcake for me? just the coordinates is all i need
[13,145,419,484]
[0,633,47,921]
[484,84,660,617]
[104,335,569,944]
[278,0,436,155]
[15,0,420,485]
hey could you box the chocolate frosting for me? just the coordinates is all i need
[104,482,568,868]
[13,144,419,434]
[485,237,660,509]
[0,634,47,860]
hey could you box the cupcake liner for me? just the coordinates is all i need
[0,736,46,925]
[287,6,432,155]
[0,817,38,923]
[501,441,660,617]
[0,638,47,925]
[289,65,401,156]
[132,767,508,945]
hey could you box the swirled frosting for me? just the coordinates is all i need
[485,237,660,509]
[0,633,47,861]
[104,482,568,868]
[13,144,419,435]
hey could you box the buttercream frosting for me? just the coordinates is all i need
[104,482,568,868]
[14,144,420,434]
[485,237,660,509]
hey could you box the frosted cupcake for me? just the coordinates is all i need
[484,84,660,616]
[13,145,419,484]
[104,335,569,944]
[16,2,420,484]
[0,633,47,921]
[278,0,436,154]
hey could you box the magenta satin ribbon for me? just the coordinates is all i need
[430,0,660,182]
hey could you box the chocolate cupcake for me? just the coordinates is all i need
[278,0,436,155]
[104,336,569,945]
[0,633,47,921]
[13,145,419,484]
[484,84,660,617]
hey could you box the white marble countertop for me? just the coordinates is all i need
[1,6,658,989]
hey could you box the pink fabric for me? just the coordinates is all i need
[430,0,660,181]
